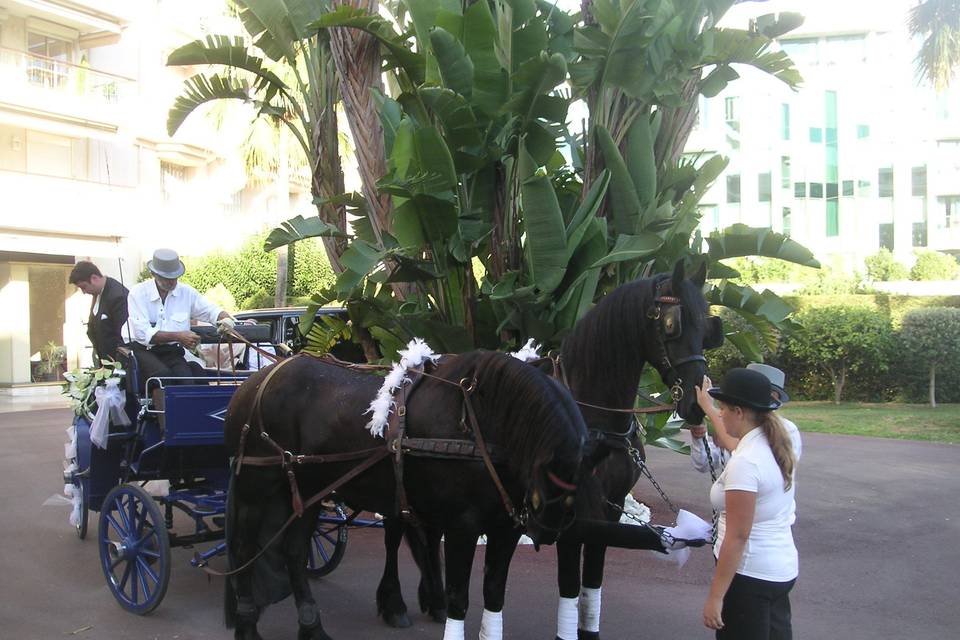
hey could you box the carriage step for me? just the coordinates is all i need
[212,516,225,528]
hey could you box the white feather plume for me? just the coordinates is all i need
[510,338,542,362]
[364,338,439,438]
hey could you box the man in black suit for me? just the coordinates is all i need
[69,261,130,365]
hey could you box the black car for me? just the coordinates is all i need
[233,307,364,363]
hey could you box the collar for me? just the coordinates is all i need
[734,425,765,453]
[148,280,179,302]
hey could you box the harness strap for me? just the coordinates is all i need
[202,447,391,579]
[401,437,504,461]
[384,365,426,524]
[460,380,521,525]
[235,355,299,474]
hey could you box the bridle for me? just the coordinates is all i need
[646,283,707,402]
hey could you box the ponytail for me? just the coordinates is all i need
[758,411,795,490]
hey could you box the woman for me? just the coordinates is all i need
[700,368,798,639]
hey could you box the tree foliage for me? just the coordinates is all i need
[784,305,895,404]
[900,307,960,407]
[910,250,960,281]
[864,248,909,282]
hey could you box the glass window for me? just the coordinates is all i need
[794,182,806,198]
[758,172,772,202]
[781,156,791,188]
[726,175,741,203]
[826,183,839,199]
[810,182,824,198]
[858,179,872,197]
[879,223,895,251]
[943,196,960,228]
[912,222,927,247]
[781,104,790,140]
[782,207,792,235]
[878,168,894,197]
[826,201,839,237]
[781,38,818,68]
[160,162,188,204]
[842,180,854,196]
[809,127,823,143]
[912,166,927,197]
[823,34,867,65]
[725,97,740,134]
[26,32,73,89]
[857,124,870,139]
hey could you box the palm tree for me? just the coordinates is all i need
[910,0,960,90]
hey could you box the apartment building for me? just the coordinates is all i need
[688,0,960,271]
[0,0,309,385]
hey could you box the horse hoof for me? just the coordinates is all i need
[428,607,447,623]
[298,621,333,640]
[577,630,600,640]
[383,611,412,628]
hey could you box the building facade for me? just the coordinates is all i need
[0,0,309,385]
[688,0,960,272]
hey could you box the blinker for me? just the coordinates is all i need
[704,316,724,350]
[661,305,682,340]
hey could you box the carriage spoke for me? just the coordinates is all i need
[105,512,126,538]
[136,557,158,593]
[118,558,133,592]
[130,562,139,602]
[112,496,132,533]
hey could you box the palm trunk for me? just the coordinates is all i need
[275,124,290,307]
[834,368,845,404]
[929,363,937,408]
[328,0,391,242]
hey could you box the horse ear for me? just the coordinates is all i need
[671,259,685,291]
[691,260,707,287]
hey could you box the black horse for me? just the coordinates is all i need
[222,350,589,640]
[551,260,718,640]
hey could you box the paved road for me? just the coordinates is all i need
[1,408,958,639]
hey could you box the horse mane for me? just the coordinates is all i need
[432,351,586,473]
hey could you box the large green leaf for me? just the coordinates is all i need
[264,215,347,251]
[706,224,821,268]
[403,0,462,84]
[700,28,803,90]
[167,36,289,94]
[521,174,568,295]
[570,0,652,98]
[564,170,610,261]
[505,51,568,121]
[592,233,664,267]
[335,239,385,294]
[419,87,484,150]
[430,28,474,98]
[167,74,250,136]
[624,112,657,209]
[462,0,508,115]
[595,125,641,234]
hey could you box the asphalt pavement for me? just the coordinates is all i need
[1,407,957,639]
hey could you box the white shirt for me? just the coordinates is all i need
[692,417,802,474]
[710,427,798,582]
[128,280,222,348]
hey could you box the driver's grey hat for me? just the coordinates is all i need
[747,363,790,404]
[147,248,185,279]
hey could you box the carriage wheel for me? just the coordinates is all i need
[74,477,89,540]
[98,484,171,614]
[306,503,348,578]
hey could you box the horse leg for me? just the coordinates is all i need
[230,493,266,640]
[577,543,608,640]
[411,523,446,622]
[555,539,583,640]
[442,530,479,640]
[376,516,412,628]
[281,505,333,640]
[479,528,522,640]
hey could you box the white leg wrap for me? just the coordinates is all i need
[557,596,579,640]
[444,618,465,640]
[479,609,503,640]
[579,587,601,633]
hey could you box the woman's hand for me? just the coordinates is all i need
[695,375,714,413]
[703,595,724,630]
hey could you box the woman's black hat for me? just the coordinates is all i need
[708,368,782,411]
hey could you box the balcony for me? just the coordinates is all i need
[0,46,135,131]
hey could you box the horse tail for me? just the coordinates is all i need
[224,458,238,629]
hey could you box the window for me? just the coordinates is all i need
[912,166,927,197]
[879,223,895,251]
[781,104,790,140]
[941,196,960,228]
[726,175,741,203]
[781,38,818,68]
[782,207,792,235]
[809,182,824,198]
[912,222,928,247]
[826,183,838,199]
[794,182,806,198]
[857,124,870,139]
[725,97,740,137]
[26,32,73,89]
[826,201,839,237]
[758,173,772,202]
[781,156,791,188]
[878,168,894,197]
[842,180,854,196]
[858,179,872,197]
[809,127,823,143]
[160,162,188,204]
[823,34,867,65]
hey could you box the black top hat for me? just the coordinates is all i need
[708,368,782,411]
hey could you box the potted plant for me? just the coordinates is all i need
[39,342,67,382]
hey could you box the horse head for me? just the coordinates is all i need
[643,260,723,426]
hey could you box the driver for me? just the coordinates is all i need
[127,248,237,388]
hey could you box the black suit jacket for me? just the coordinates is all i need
[87,277,129,363]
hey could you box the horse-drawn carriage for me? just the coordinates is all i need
[62,323,367,614]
